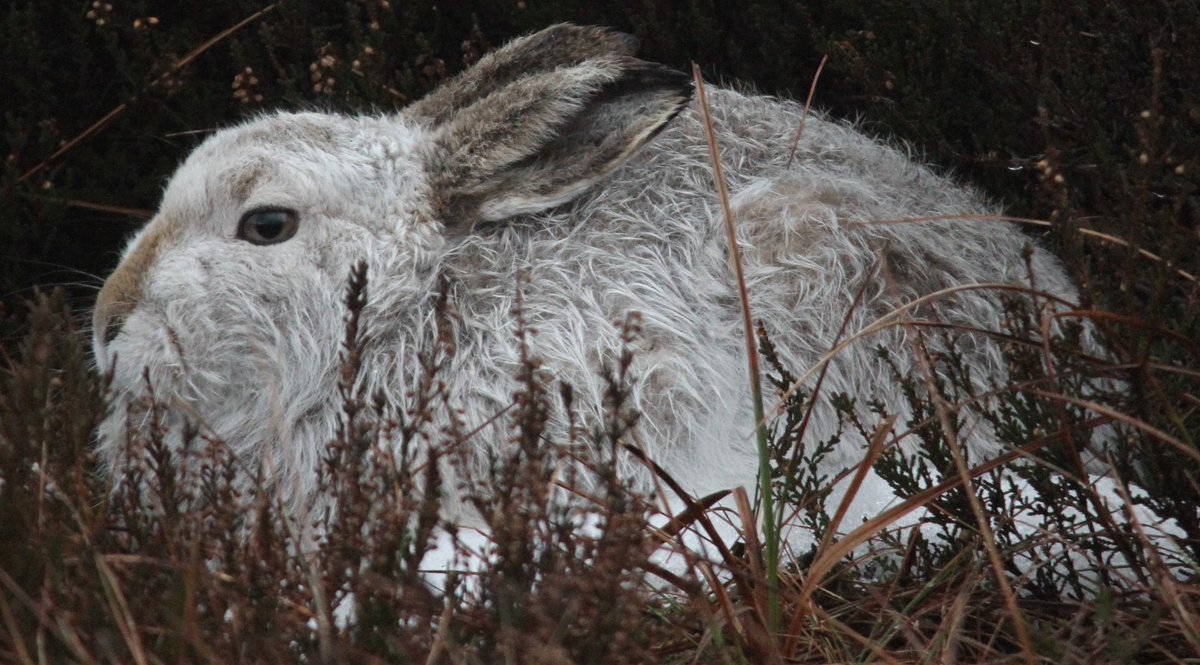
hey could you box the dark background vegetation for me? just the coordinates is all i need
[2,1,1199,662]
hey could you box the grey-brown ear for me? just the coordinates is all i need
[406,24,640,125]
[422,54,692,229]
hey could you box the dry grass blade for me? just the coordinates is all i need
[645,488,731,555]
[625,443,754,600]
[0,569,96,663]
[93,555,150,665]
[691,61,781,633]
[0,591,35,665]
[809,603,903,665]
[731,488,786,663]
[813,416,897,558]
[1070,227,1197,283]
[786,54,829,168]
[790,435,1054,628]
[1050,309,1200,355]
[732,487,764,583]
[1028,389,1200,464]
[731,486,773,645]
[696,559,752,655]
[52,199,155,220]
[937,574,975,664]
[641,561,703,595]
[870,213,1197,283]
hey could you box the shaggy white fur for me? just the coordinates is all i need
[95,25,1107,541]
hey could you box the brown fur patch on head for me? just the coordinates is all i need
[201,115,337,207]
[238,115,338,148]
[227,159,270,203]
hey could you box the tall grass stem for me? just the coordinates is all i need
[691,63,780,634]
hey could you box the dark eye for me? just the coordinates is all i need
[237,208,299,245]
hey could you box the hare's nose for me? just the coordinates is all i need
[94,267,144,352]
[93,214,168,353]
[100,308,126,346]
[93,295,135,350]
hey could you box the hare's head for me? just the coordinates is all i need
[92,24,691,481]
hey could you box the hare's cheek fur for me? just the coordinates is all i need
[97,225,347,456]
[92,104,435,466]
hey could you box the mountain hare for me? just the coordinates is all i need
[94,24,1086,525]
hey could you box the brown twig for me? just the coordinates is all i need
[869,213,1197,283]
[787,54,829,168]
[17,4,278,185]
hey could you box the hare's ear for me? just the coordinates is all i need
[406,24,639,125]
[423,56,691,229]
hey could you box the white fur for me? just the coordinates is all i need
[95,28,1096,537]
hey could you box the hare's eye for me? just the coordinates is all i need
[237,208,299,245]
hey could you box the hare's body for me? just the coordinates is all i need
[94,25,1078,521]
[442,91,1073,499]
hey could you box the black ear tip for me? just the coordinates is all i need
[667,66,695,99]
[625,61,695,104]
[579,24,640,54]
[612,30,641,53]
[543,23,640,57]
